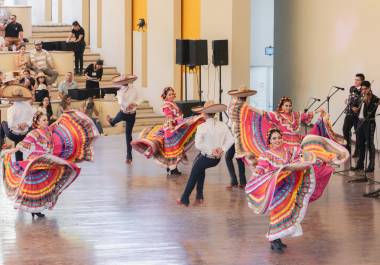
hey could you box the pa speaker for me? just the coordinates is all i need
[189,40,208,66]
[175,100,205,118]
[176,39,190,65]
[212,39,228,66]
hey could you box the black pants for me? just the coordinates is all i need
[74,44,85,73]
[1,121,28,161]
[110,111,136,160]
[342,115,358,153]
[357,120,376,168]
[180,153,221,205]
[225,145,246,185]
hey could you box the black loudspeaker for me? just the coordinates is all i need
[176,39,190,65]
[189,40,208,66]
[175,100,205,118]
[212,39,228,66]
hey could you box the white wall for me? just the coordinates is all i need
[26,0,44,24]
[251,0,273,67]
[101,0,125,73]
[89,0,99,51]
[62,0,82,24]
[145,0,175,112]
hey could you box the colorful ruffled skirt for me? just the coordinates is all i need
[2,110,99,212]
[132,116,204,169]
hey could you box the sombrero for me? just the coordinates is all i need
[1,84,33,101]
[228,85,257,97]
[112,74,138,86]
[192,100,227,114]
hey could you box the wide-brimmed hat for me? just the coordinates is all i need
[192,100,227,114]
[112,74,138,86]
[228,86,257,98]
[36,72,47,78]
[1,84,33,101]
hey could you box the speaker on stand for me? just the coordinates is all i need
[176,39,190,100]
[212,39,229,121]
[189,40,208,102]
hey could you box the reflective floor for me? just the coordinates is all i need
[2,135,380,265]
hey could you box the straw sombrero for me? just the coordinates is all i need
[1,84,33,101]
[228,86,257,98]
[112,74,138,86]
[192,100,227,114]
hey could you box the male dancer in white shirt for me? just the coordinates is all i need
[177,101,234,207]
[0,87,35,161]
[106,74,139,164]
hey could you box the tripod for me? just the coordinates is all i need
[303,98,319,134]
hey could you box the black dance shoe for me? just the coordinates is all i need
[366,166,375,173]
[352,165,364,171]
[270,239,284,254]
[278,239,287,248]
[31,212,45,218]
[170,168,182,176]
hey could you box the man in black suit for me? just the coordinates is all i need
[353,81,379,172]
[343,73,364,156]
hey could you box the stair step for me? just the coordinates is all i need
[32,32,69,38]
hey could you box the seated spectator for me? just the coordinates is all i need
[81,96,104,134]
[30,40,58,85]
[0,14,23,51]
[84,59,103,92]
[33,72,50,102]
[57,95,73,117]
[19,69,35,91]
[58,72,78,97]
[37,97,57,124]
[15,44,30,71]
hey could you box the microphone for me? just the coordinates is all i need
[311,97,321,101]
[333,86,345,91]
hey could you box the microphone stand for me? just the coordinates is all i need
[332,104,353,175]
[314,87,342,113]
[303,98,319,134]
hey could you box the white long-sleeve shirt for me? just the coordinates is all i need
[7,101,35,134]
[195,117,235,156]
[116,85,140,113]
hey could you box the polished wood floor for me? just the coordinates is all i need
[2,135,380,265]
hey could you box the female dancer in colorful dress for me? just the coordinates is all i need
[2,108,99,218]
[132,87,204,176]
[246,128,348,253]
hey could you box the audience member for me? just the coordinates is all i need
[30,40,58,85]
[37,97,56,124]
[33,72,50,102]
[84,59,103,91]
[82,96,104,134]
[19,69,36,91]
[1,14,23,51]
[15,44,30,71]
[57,95,73,117]
[58,72,78,97]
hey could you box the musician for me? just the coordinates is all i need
[343,73,364,156]
[353,81,379,172]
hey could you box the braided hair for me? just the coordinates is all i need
[32,111,45,129]
[277,96,292,112]
[161,87,175,100]
[266,128,282,146]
